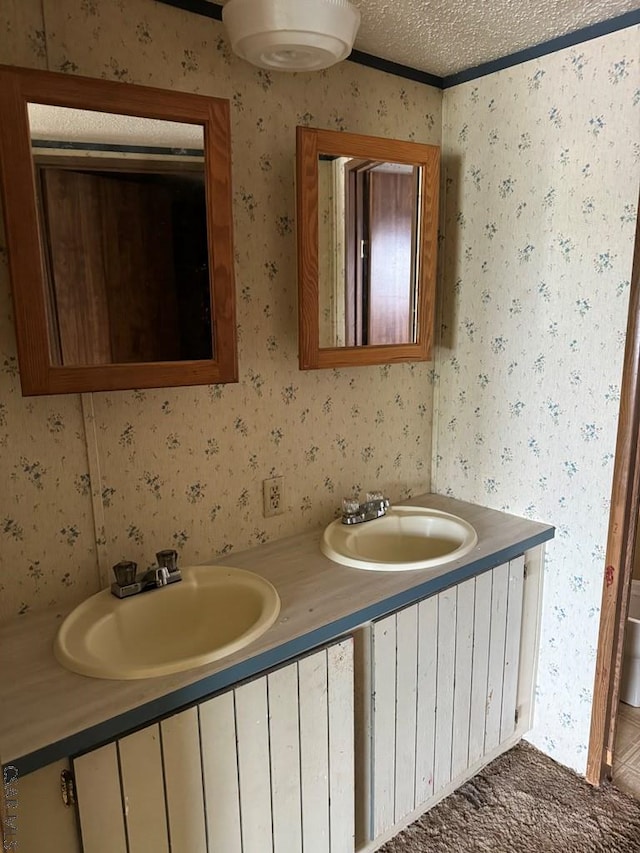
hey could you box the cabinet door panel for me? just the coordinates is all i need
[161,708,207,853]
[328,638,355,853]
[501,556,526,741]
[118,724,169,853]
[415,596,438,805]
[73,743,127,853]
[394,605,418,823]
[268,662,302,853]
[370,558,531,843]
[468,570,493,766]
[451,578,475,779]
[199,692,242,853]
[485,562,510,752]
[16,760,81,853]
[299,648,330,852]
[433,587,457,794]
[74,640,355,853]
[235,676,273,853]
[372,614,396,838]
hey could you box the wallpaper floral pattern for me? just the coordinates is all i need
[434,26,639,773]
[1,0,638,779]
[0,0,440,620]
[0,1,101,622]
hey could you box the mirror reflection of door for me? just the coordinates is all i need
[37,165,211,366]
[345,161,419,346]
[317,156,421,349]
[28,103,213,368]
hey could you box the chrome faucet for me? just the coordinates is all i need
[341,492,390,525]
[110,550,182,598]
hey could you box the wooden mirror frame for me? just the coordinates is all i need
[296,126,439,370]
[0,65,238,395]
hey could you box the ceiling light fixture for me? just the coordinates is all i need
[222,0,361,72]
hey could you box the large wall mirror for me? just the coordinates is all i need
[0,65,237,395]
[297,126,439,369]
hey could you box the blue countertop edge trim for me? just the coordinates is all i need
[9,524,553,777]
[153,0,638,89]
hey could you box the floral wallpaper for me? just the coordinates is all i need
[2,0,639,779]
[0,0,440,621]
[434,26,640,773]
[0,0,102,623]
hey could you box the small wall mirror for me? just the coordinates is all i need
[0,66,237,395]
[297,126,439,370]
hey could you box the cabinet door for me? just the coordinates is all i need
[74,637,355,853]
[370,558,525,839]
[7,760,82,853]
[74,743,128,853]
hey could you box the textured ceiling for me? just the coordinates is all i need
[217,0,638,77]
[351,0,638,76]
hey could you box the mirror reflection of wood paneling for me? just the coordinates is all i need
[38,164,213,367]
[99,172,180,364]
[40,168,181,365]
[40,168,113,365]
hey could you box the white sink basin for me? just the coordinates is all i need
[54,565,281,679]
[321,505,478,571]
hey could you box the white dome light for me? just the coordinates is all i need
[222,0,361,72]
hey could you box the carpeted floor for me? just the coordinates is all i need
[379,741,640,852]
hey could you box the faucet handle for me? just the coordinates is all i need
[156,549,178,572]
[342,497,360,516]
[112,560,137,587]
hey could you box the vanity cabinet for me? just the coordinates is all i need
[72,638,354,853]
[9,526,548,853]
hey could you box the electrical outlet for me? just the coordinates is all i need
[263,476,284,518]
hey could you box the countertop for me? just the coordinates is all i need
[0,493,554,774]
